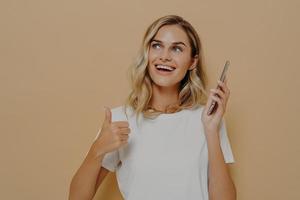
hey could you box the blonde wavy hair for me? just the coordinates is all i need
[125,15,208,119]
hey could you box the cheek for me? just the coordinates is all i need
[148,49,159,62]
[176,68,189,81]
[174,55,192,70]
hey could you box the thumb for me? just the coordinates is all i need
[103,106,112,124]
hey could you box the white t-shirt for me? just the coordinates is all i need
[98,105,235,200]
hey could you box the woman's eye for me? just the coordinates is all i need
[151,43,161,49]
[173,46,183,52]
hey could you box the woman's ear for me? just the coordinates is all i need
[189,55,198,70]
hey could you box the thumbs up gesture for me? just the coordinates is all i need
[92,107,131,158]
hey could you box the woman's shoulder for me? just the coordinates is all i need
[110,105,134,121]
[188,104,205,113]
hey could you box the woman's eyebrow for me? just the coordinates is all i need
[173,41,187,46]
[151,39,187,46]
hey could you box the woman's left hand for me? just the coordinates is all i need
[201,79,230,135]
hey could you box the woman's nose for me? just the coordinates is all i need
[159,49,172,62]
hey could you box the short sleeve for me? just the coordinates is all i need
[219,118,235,164]
[101,150,120,172]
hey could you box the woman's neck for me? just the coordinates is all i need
[149,84,179,112]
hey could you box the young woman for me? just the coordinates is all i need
[69,15,236,200]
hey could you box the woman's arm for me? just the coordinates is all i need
[69,143,106,200]
[201,79,236,200]
[206,132,236,200]
[69,107,130,199]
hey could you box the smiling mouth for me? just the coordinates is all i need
[155,64,176,72]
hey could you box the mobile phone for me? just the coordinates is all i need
[207,60,230,115]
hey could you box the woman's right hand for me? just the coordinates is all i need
[91,107,131,158]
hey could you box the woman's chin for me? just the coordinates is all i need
[152,81,179,89]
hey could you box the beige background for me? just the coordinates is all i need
[1,0,299,199]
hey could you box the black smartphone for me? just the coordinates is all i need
[207,60,230,115]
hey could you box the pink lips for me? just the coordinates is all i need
[154,64,175,76]
[155,67,174,75]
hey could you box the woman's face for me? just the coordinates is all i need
[147,25,198,89]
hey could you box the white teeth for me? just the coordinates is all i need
[155,65,175,71]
